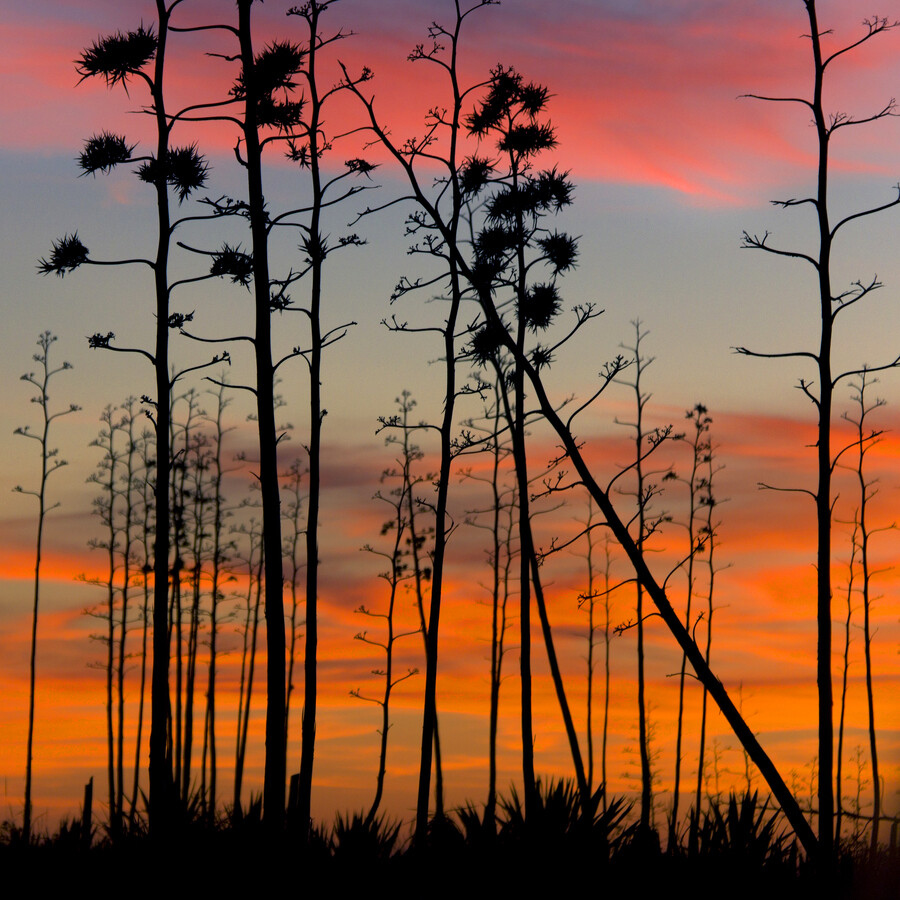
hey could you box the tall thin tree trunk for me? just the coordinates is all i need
[672,405,708,845]
[130,554,151,828]
[494,334,589,802]
[129,427,154,829]
[485,383,510,826]
[23,496,45,844]
[203,385,230,820]
[405,435,445,820]
[601,537,613,814]
[233,523,263,816]
[18,332,77,842]
[98,412,121,836]
[116,404,138,834]
[283,459,304,784]
[148,0,175,833]
[620,323,654,833]
[297,2,325,834]
[807,2,836,854]
[583,502,596,795]
[169,403,188,802]
[849,373,881,850]
[237,0,286,830]
[693,446,718,853]
[529,544,589,801]
[835,526,856,845]
[182,421,208,803]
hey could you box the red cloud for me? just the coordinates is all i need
[7,3,899,204]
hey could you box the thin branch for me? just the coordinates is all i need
[822,17,899,69]
[180,328,255,345]
[734,346,819,363]
[171,352,231,388]
[741,231,819,269]
[831,186,900,239]
[758,481,816,501]
[739,92,814,111]
[833,356,900,388]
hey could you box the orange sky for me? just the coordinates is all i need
[2,405,899,831]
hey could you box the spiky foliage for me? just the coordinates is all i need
[472,224,516,283]
[530,166,574,212]
[209,244,254,287]
[77,25,157,88]
[467,66,535,136]
[454,803,497,847]
[79,132,135,176]
[330,811,401,863]
[459,155,495,196]
[538,229,578,274]
[687,792,795,868]
[530,344,553,370]
[37,234,89,277]
[469,321,506,365]
[485,170,573,224]
[468,70,577,291]
[520,282,561,332]
[344,158,377,175]
[254,40,307,93]
[135,145,210,202]
[497,778,636,863]
[232,40,307,132]
[500,120,556,157]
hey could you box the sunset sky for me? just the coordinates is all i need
[2,0,899,833]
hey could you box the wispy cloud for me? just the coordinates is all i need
[6,2,898,202]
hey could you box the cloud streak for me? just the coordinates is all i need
[5,2,899,202]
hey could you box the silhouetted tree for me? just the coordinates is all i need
[344,0,826,857]
[232,3,289,827]
[615,323,674,834]
[168,390,192,800]
[738,3,900,856]
[354,398,425,822]
[376,394,446,815]
[834,519,857,845]
[284,0,371,832]
[574,499,601,796]
[599,534,615,813]
[175,0,368,827]
[129,423,156,830]
[465,64,599,814]
[692,433,722,853]
[168,388,215,803]
[199,383,236,820]
[281,456,306,784]
[13,331,79,843]
[38,4,215,831]
[82,404,131,837]
[572,510,617,815]
[460,379,516,825]
[231,513,264,817]
[841,373,888,849]
[342,0,498,837]
[671,403,713,845]
[114,399,143,831]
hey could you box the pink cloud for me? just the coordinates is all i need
[6,2,898,205]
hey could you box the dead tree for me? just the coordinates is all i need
[738,3,900,856]
[14,331,79,842]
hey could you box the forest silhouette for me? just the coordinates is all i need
[4,1,900,894]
